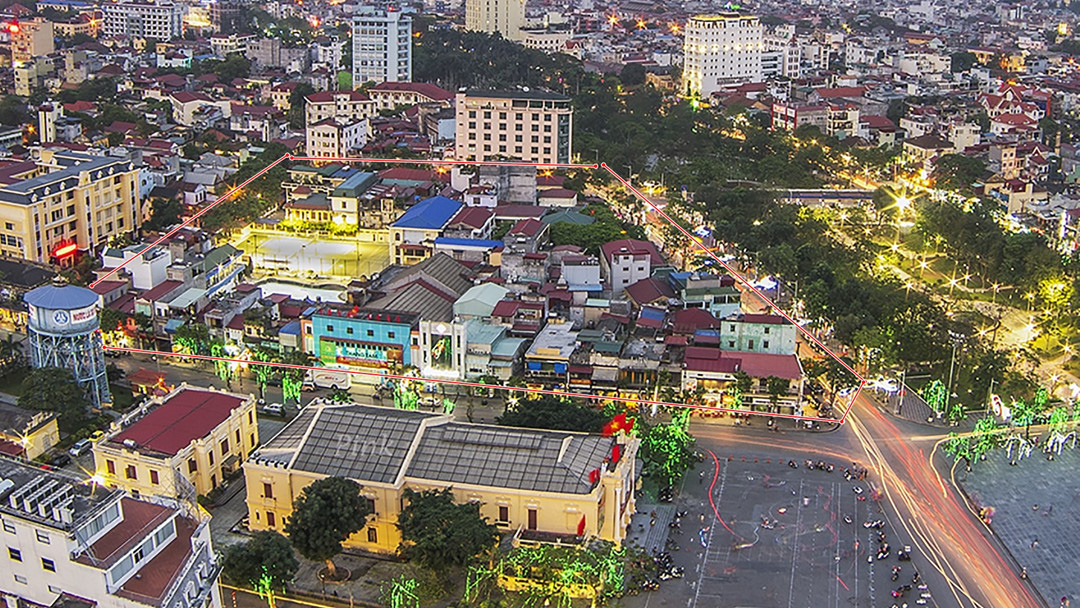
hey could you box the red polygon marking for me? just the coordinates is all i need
[98,155,865,423]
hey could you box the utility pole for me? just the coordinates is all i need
[945,341,959,417]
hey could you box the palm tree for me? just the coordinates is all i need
[0,335,23,377]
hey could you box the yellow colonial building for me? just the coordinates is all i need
[244,402,638,553]
[93,384,258,498]
[0,402,59,460]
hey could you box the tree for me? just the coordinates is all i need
[397,488,499,574]
[638,420,696,486]
[222,531,299,591]
[284,477,370,580]
[496,395,608,432]
[931,154,985,192]
[765,376,790,413]
[620,63,646,86]
[288,82,316,130]
[18,367,89,432]
[732,370,753,408]
[0,335,23,377]
[142,197,184,233]
[950,51,977,73]
[0,96,29,127]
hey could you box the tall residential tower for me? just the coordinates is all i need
[465,0,525,41]
[352,6,412,86]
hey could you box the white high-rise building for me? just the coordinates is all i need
[352,6,412,87]
[465,0,525,41]
[682,13,764,98]
[102,0,184,40]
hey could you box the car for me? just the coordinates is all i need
[89,430,105,442]
[47,453,71,468]
[68,439,91,458]
[261,403,285,416]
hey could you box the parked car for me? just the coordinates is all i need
[68,439,91,458]
[261,403,285,416]
[47,453,70,468]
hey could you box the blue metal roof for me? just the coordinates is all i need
[279,320,302,336]
[639,307,666,321]
[23,283,98,310]
[392,196,463,230]
[433,237,503,249]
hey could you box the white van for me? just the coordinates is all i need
[308,368,352,390]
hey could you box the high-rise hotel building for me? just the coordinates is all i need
[682,13,764,98]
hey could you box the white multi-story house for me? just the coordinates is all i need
[0,458,221,608]
[682,13,763,97]
[305,119,369,160]
[454,89,573,166]
[103,0,184,40]
[600,239,663,297]
[305,90,376,127]
[352,6,411,86]
[718,313,798,355]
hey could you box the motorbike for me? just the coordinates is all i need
[789,460,799,468]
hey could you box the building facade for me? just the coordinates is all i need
[0,150,141,264]
[302,306,418,376]
[245,402,638,554]
[0,458,221,608]
[103,0,184,40]
[305,119,369,161]
[465,0,525,41]
[717,314,798,355]
[92,385,258,498]
[682,13,764,98]
[10,18,54,64]
[304,90,376,127]
[351,6,412,86]
[455,90,573,166]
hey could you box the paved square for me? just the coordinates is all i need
[693,461,888,608]
[957,445,1080,605]
[236,233,390,279]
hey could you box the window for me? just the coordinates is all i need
[763,340,770,349]
[748,340,755,349]
[211,474,217,487]
[346,327,354,335]
[48,585,62,594]
[125,465,136,480]
[365,497,376,514]
[8,547,21,561]
[220,438,229,456]
[366,329,374,337]
[367,527,377,543]
[388,331,395,339]
[248,411,253,424]
[235,429,241,444]
[498,505,509,522]
[764,327,771,334]
[527,508,538,530]
[14,574,26,584]
[326,324,334,332]
[35,530,49,544]
[266,511,276,527]
[133,547,144,563]
[209,451,214,465]
[2,521,14,534]
[150,470,159,485]
[263,482,273,499]
[42,558,55,572]
[106,460,115,475]
[188,458,197,473]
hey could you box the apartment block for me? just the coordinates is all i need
[0,150,141,265]
[351,6,411,86]
[682,13,764,97]
[10,18,54,64]
[103,0,184,40]
[455,89,573,166]
[465,0,525,41]
[304,90,375,127]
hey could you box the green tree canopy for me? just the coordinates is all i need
[496,396,608,432]
[284,476,370,579]
[931,154,986,191]
[19,367,89,432]
[222,531,299,591]
[396,488,500,573]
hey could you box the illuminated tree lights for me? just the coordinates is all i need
[922,379,947,413]
[639,419,696,486]
[380,575,419,608]
[493,543,626,606]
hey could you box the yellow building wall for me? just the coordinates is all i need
[22,416,59,461]
[94,400,259,498]
[243,438,637,554]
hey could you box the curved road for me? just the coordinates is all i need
[692,394,1042,608]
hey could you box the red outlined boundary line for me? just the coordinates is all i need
[599,163,867,423]
[96,153,865,423]
[103,347,843,424]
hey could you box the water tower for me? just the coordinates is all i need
[24,278,110,408]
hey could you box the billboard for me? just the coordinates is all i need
[430,334,454,371]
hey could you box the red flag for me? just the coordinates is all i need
[602,412,628,437]
[577,514,586,536]
[612,444,621,463]
[588,468,600,484]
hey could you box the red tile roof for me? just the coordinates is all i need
[600,239,663,264]
[369,81,453,101]
[741,314,787,325]
[508,218,544,236]
[76,499,173,568]
[671,308,720,334]
[448,206,494,229]
[116,516,197,606]
[306,90,370,103]
[111,388,248,455]
[138,280,182,302]
[624,277,675,305]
